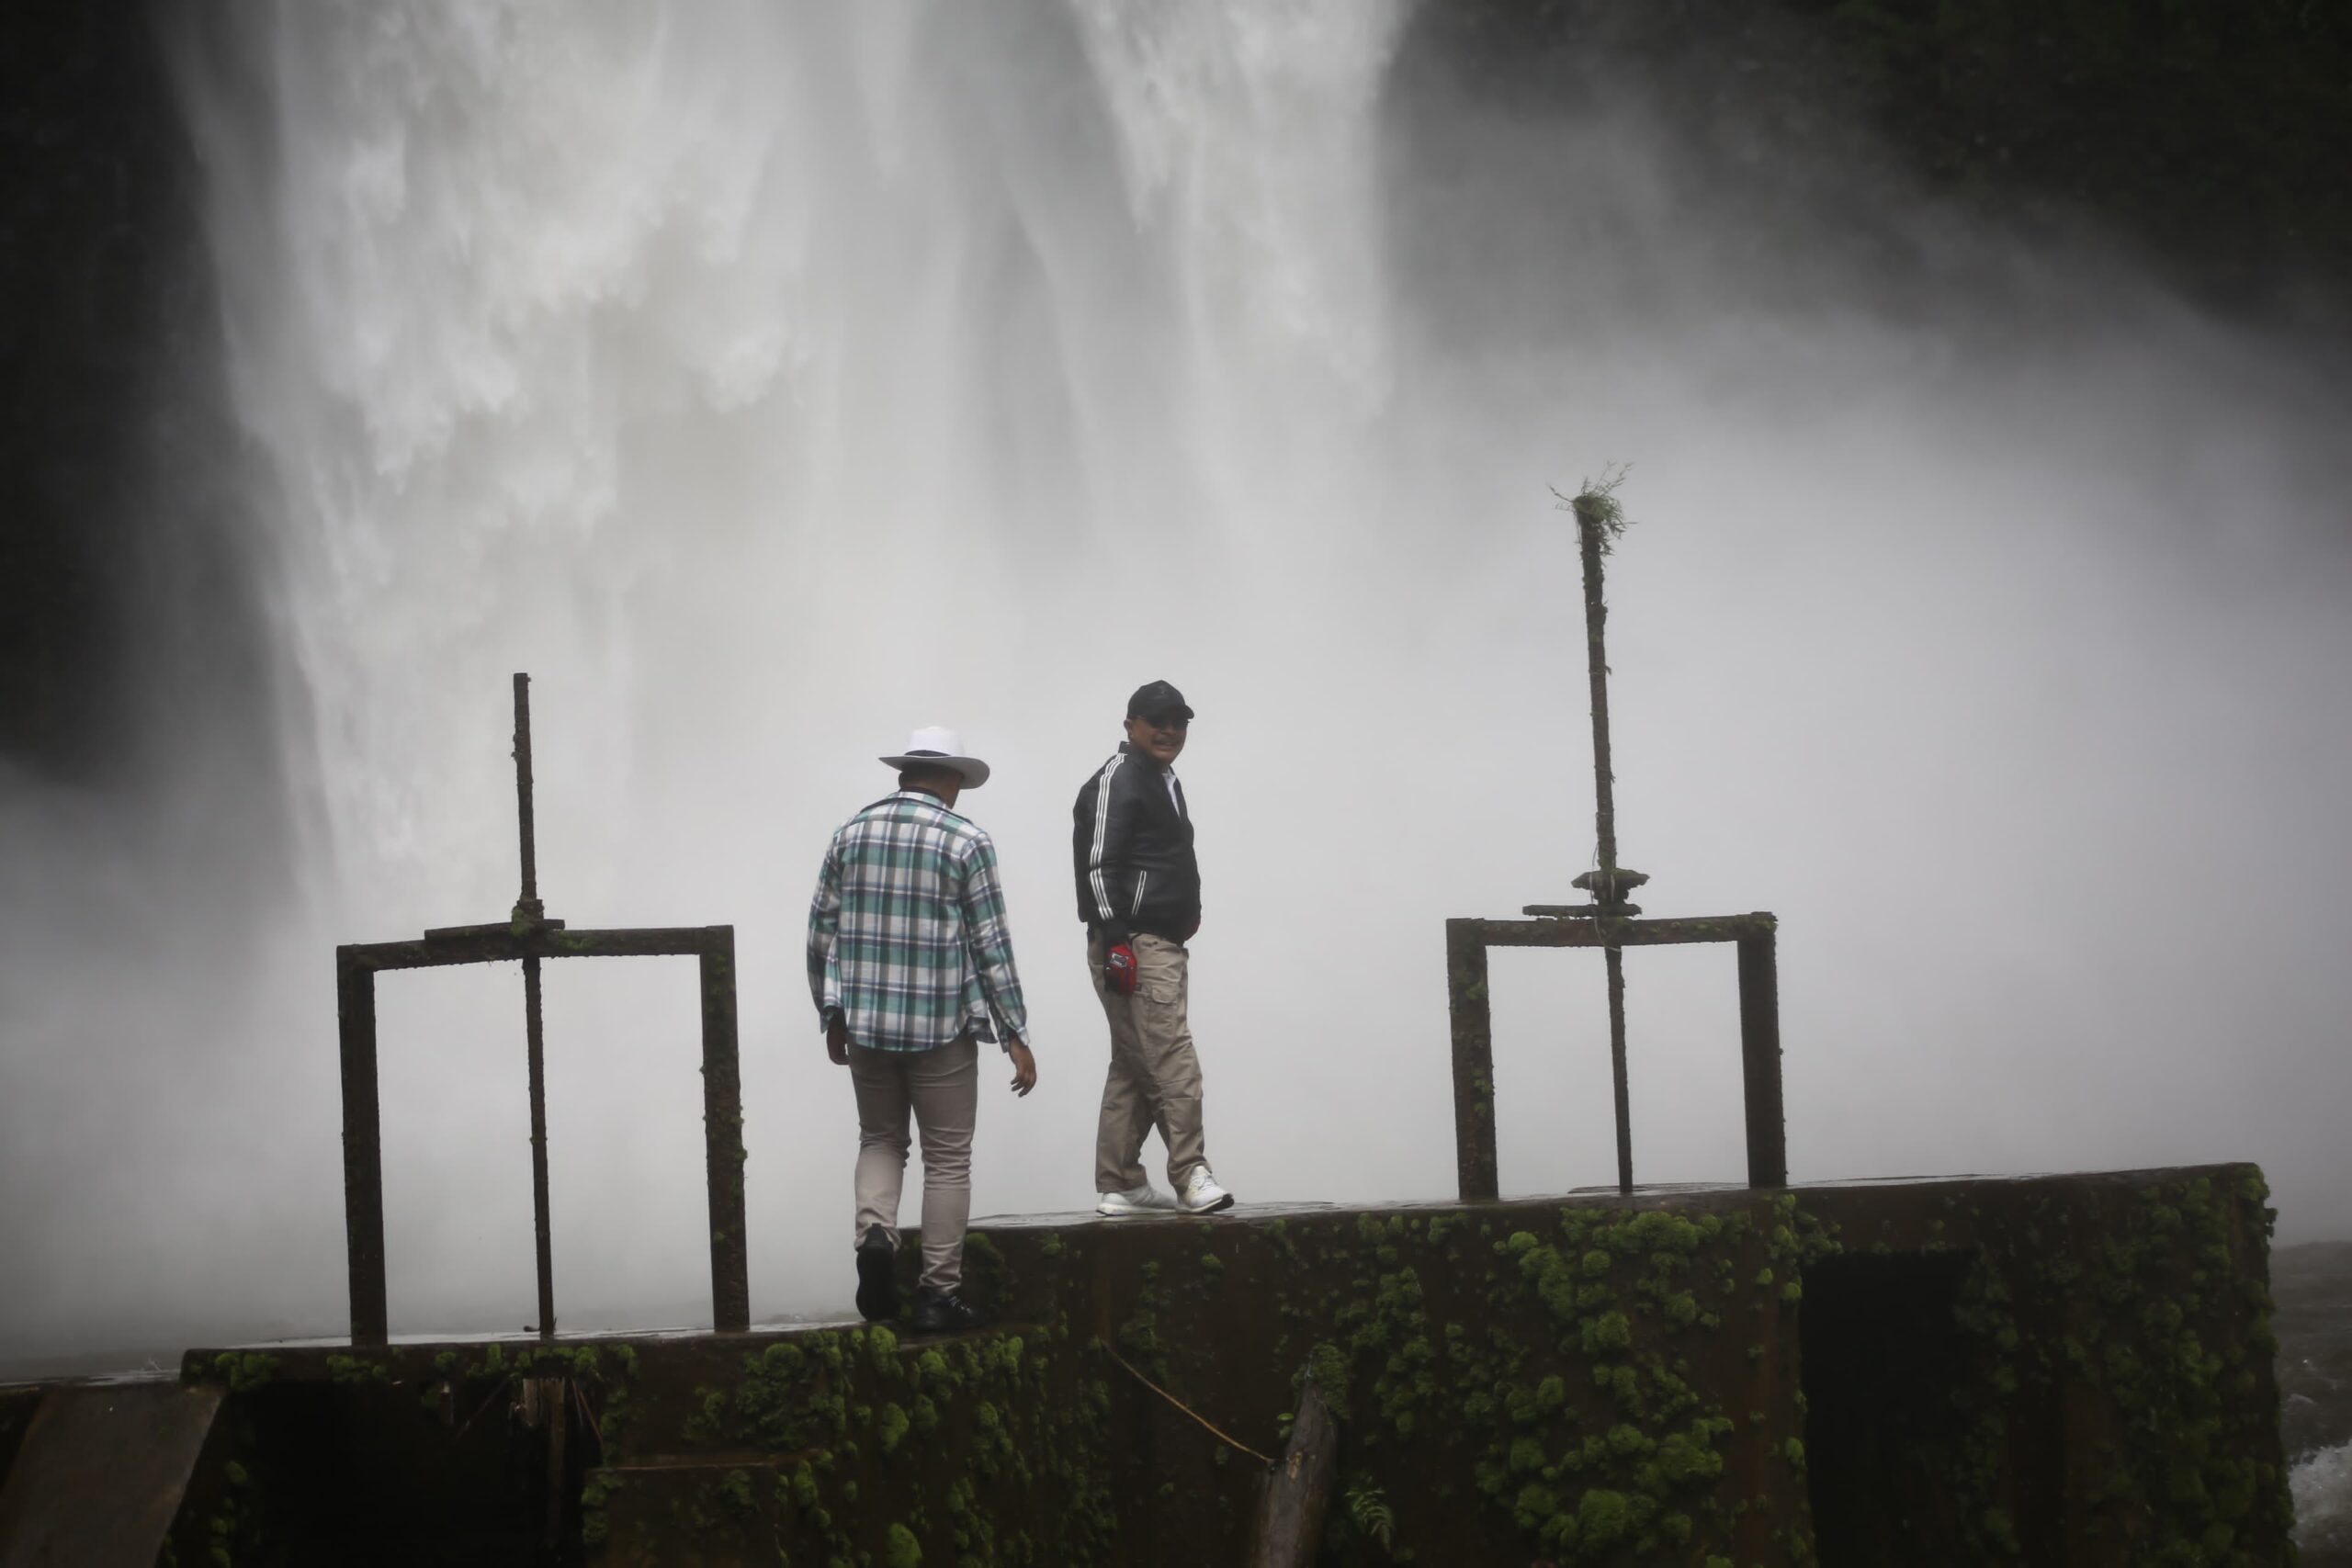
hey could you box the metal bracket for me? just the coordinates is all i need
[1444,912,1787,1201]
[330,674,748,1347]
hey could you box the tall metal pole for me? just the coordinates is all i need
[514,673,557,1338]
[514,673,542,920]
[1574,500,1635,1197]
[1576,500,1621,881]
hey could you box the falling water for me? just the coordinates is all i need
[9,2,2348,1450]
[166,0,1435,1338]
[177,0,1418,907]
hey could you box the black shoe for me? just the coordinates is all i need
[910,1289,989,1336]
[855,1225,899,1322]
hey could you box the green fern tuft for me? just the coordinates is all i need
[1345,1482,1396,1551]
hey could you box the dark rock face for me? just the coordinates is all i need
[0,0,270,790]
[1392,0,2352,327]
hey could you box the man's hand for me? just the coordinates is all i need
[1101,943,1138,997]
[825,1015,851,1066]
[1005,1039,1037,1097]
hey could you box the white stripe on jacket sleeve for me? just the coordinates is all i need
[1088,754,1123,923]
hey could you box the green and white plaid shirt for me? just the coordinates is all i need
[807,790,1029,1053]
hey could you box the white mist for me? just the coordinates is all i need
[3,0,2344,1364]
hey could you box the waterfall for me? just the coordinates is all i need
[178,1,1413,914]
[1,0,2338,1355]
[165,0,1441,1336]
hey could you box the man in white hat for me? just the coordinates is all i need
[808,727,1037,1334]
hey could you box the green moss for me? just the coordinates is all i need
[207,1353,279,1393]
[1579,1312,1632,1353]
[1304,1340,1353,1420]
[877,1403,911,1454]
[1867,1170,2295,1562]
[322,1354,391,1386]
[1574,1486,1635,1547]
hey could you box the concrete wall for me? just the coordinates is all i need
[155,1163,2289,1564]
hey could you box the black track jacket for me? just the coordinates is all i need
[1071,742,1199,946]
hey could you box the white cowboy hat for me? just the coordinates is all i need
[880,726,990,788]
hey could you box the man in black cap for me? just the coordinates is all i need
[1071,681,1234,1216]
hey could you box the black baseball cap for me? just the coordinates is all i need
[1126,680,1193,723]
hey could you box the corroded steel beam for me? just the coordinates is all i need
[1451,913,1776,948]
[335,963,387,1347]
[1445,921,1498,1201]
[698,935,749,1334]
[1737,931,1788,1188]
[338,924,734,973]
[333,920,745,1345]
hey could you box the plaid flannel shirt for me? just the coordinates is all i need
[807,790,1029,1054]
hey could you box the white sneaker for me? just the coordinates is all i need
[1096,1183,1178,1217]
[1177,1166,1235,1214]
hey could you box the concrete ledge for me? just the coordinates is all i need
[140,1165,2288,1563]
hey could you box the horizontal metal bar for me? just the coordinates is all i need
[1521,903,1643,919]
[339,925,734,973]
[1449,913,1775,949]
[423,919,566,942]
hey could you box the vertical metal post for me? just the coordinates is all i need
[699,931,751,1332]
[542,1381,569,1549]
[1736,927,1788,1188]
[1575,499,1635,1195]
[523,955,555,1338]
[513,673,541,919]
[1604,942,1634,1195]
[337,954,389,1347]
[1446,920,1499,1201]
[1573,500,1620,879]
[514,674,556,1337]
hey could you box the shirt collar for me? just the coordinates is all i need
[889,787,961,813]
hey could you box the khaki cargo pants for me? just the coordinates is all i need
[1088,931,1207,1193]
[849,1036,978,1294]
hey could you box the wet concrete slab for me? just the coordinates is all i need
[0,1383,223,1568]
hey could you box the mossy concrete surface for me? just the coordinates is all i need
[154,1163,2285,1564]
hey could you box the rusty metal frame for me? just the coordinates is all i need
[1444,912,1785,1201]
[334,922,747,1347]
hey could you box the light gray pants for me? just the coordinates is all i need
[1090,931,1207,1193]
[849,1037,978,1294]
